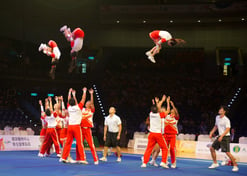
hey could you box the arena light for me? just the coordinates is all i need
[88,56,95,60]
[218,19,222,22]
[241,18,245,21]
[143,20,146,23]
[197,20,201,23]
[170,20,173,23]
[47,93,54,97]
[31,93,38,96]
[116,20,120,23]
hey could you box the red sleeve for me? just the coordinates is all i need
[91,108,95,113]
[175,116,180,120]
[53,112,58,117]
[161,38,167,43]
[67,103,70,108]
[70,41,74,48]
[78,102,83,110]
[50,53,55,58]
[159,112,167,118]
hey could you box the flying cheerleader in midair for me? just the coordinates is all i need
[146,30,186,63]
[60,25,84,73]
[38,40,61,79]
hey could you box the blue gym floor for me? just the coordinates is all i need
[0,150,246,176]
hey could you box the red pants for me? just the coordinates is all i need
[143,132,168,164]
[40,128,46,137]
[62,125,85,161]
[76,127,98,162]
[60,128,67,142]
[56,128,63,147]
[40,128,61,154]
[164,134,176,164]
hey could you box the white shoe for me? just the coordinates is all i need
[99,157,107,162]
[117,157,121,162]
[145,51,151,56]
[77,160,88,165]
[57,154,61,158]
[160,162,169,169]
[94,161,99,165]
[208,163,219,169]
[148,56,156,63]
[232,166,239,172]
[149,160,158,167]
[141,163,147,168]
[60,25,67,32]
[67,157,77,164]
[38,153,44,157]
[38,44,44,51]
[59,158,68,163]
[141,156,144,162]
[171,163,176,168]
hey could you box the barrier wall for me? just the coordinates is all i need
[0,135,40,151]
[0,135,100,151]
[133,137,247,157]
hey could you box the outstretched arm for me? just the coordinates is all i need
[80,87,87,105]
[48,96,53,113]
[68,88,72,101]
[39,100,45,117]
[72,89,78,105]
[61,96,65,117]
[89,88,95,111]
[166,96,171,114]
[170,100,179,117]
[157,95,166,112]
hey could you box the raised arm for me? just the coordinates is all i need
[68,88,72,101]
[80,87,87,105]
[72,89,78,105]
[156,95,166,112]
[166,96,171,114]
[89,88,95,110]
[45,98,49,110]
[170,100,179,117]
[48,96,53,113]
[61,96,65,117]
[39,100,45,117]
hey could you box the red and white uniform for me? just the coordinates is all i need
[163,114,179,164]
[48,40,61,59]
[40,114,61,155]
[53,112,63,147]
[62,102,86,161]
[149,30,172,44]
[40,115,47,137]
[60,115,69,142]
[71,28,84,52]
[77,107,98,162]
[143,112,168,164]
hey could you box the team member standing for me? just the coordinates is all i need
[145,30,185,63]
[60,25,84,73]
[78,88,99,164]
[38,100,47,154]
[141,98,169,168]
[38,40,61,79]
[60,88,87,164]
[100,107,122,162]
[208,106,239,172]
[163,100,179,168]
[38,97,61,157]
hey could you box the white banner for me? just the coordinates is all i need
[0,135,40,151]
[196,141,247,156]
